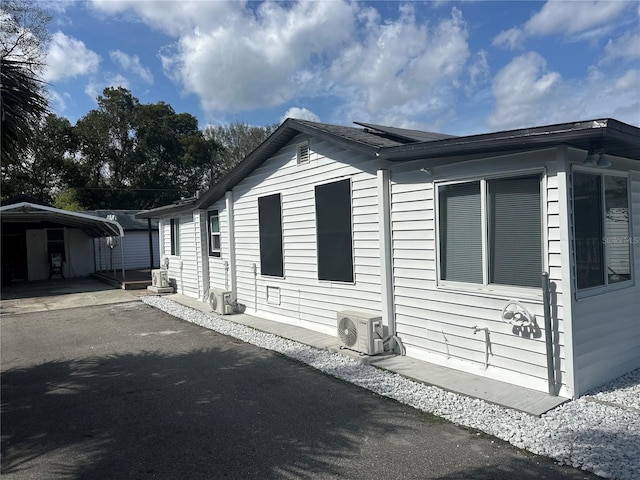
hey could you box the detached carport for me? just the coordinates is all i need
[0,199,124,284]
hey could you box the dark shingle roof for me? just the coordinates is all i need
[135,117,640,219]
[353,121,457,143]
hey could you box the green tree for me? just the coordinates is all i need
[73,87,139,208]
[72,87,214,209]
[202,121,278,183]
[53,188,84,211]
[1,114,75,201]
[0,0,51,170]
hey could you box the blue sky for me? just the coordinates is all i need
[39,0,639,135]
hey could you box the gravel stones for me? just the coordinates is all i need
[142,295,640,480]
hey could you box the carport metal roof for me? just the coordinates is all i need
[0,202,124,238]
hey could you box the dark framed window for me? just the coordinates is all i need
[315,179,354,282]
[208,210,221,257]
[258,193,283,277]
[573,172,631,290]
[170,218,180,256]
[438,175,542,289]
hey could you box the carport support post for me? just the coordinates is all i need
[148,218,154,270]
[120,236,125,280]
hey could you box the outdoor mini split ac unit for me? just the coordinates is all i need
[151,269,169,288]
[337,311,384,356]
[209,287,233,315]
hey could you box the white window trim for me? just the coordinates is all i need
[434,169,547,300]
[314,176,356,285]
[170,218,180,257]
[208,210,221,257]
[571,166,634,299]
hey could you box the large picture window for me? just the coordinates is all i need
[208,210,221,257]
[170,218,180,256]
[258,193,283,277]
[315,179,354,282]
[438,175,542,289]
[573,172,631,290]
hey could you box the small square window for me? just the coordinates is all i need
[170,218,180,256]
[208,210,221,257]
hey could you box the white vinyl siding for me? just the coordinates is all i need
[231,134,384,335]
[570,165,640,396]
[94,231,159,271]
[163,214,200,298]
[208,200,231,291]
[391,150,567,394]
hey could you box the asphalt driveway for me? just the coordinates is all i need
[1,297,596,479]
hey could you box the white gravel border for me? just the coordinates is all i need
[142,295,639,480]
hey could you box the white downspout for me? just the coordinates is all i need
[377,169,396,352]
[198,209,210,302]
[225,191,237,301]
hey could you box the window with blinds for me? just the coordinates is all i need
[438,174,542,289]
[439,182,482,283]
[488,176,542,288]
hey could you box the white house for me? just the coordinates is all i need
[137,118,640,399]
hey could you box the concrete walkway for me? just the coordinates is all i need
[0,278,142,315]
[164,293,569,416]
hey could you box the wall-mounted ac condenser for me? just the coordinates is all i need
[210,287,233,315]
[151,269,169,288]
[337,311,384,356]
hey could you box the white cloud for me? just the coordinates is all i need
[330,6,469,121]
[90,0,241,37]
[85,74,129,102]
[47,89,70,114]
[466,50,490,92]
[90,1,473,128]
[614,69,640,93]
[110,50,154,84]
[524,0,631,37]
[604,32,640,62]
[159,0,356,111]
[492,27,525,50]
[493,0,634,50]
[281,107,320,123]
[45,32,100,82]
[488,52,561,129]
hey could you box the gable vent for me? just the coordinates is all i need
[297,141,310,164]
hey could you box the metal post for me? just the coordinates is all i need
[542,272,556,396]
[148,218,154,270]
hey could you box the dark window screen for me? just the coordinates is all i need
[258,193,283,277]
[574,172,604,289]
[315,179,354,282]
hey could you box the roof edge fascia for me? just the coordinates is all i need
[1,202,124,237]
[379,118,639,161]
